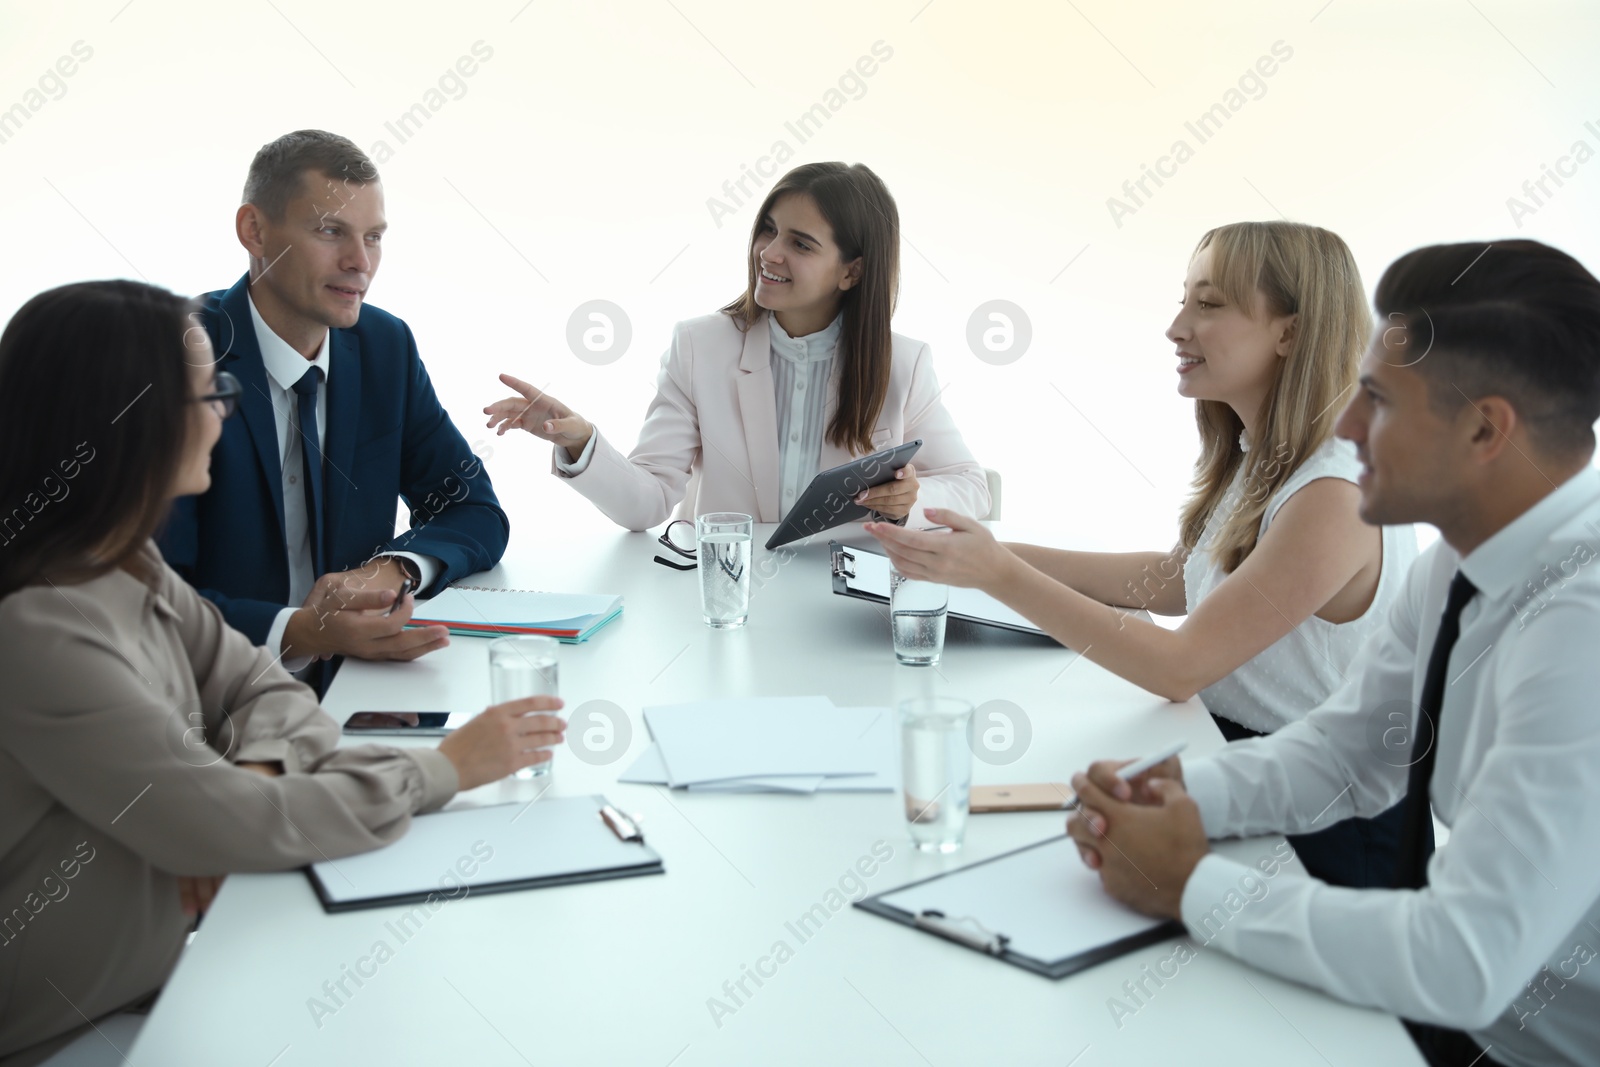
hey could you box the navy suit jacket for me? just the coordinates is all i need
[158,274,510,646]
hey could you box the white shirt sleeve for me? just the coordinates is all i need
[264,606,314,673]
[553,431,599,477]
[1179,557,1600,1031]
[1182,580,1423,838]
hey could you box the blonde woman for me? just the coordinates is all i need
[868,221,1419,889]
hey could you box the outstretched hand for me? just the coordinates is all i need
[863,507,1012,589]
[483,373,594,461]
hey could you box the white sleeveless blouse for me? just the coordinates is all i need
[1182,434,1418,734]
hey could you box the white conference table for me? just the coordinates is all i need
[129,525,1421,1066]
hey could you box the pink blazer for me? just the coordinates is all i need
[554,311,989,531]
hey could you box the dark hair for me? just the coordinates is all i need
[242,129,379,223]
[722,162,900,456]
[0,280,195,598]
[1375,240,1600,456]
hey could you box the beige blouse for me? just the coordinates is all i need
[0,542,459,1064]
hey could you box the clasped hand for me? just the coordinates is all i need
[1063,755,1209,920]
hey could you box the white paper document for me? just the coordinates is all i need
[845,547,1040,632]
[875,835,1166,966]
[622,698,898,793]
[644,697,886,786]
[307,795,660,910]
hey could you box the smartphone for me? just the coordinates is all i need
[969,783,1073,813]
[384,576,416,617]
[342,711,467,736]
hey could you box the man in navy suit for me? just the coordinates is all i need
[160,130,508,670]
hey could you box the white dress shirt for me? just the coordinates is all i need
[768,310,841,517]
[1180,465,1600,1067]
[246,296,437,664]
[1183,433,1419,733]
[557,312,844,520]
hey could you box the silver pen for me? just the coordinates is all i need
[1065,741,1188,812]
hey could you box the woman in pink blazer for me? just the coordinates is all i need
[485,162,989,531]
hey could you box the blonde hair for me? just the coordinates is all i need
[1176,221,1371,573]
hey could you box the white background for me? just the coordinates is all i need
[3,0,1598,554]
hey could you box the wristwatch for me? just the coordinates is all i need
[387,555,422,585]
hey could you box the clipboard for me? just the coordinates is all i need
[853,835,1182,979]
[830,542,1048,637]
[765,439,922,549]
[306,794,662,913]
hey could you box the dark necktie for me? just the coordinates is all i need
[1393,570,1478,889]
[292,367,326,575]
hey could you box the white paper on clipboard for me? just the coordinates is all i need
[829,541,1045,635]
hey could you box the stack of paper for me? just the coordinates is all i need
[411,586,622,643]
[620,696,897,794]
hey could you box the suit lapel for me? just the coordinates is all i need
[322,328,361,562]
[734,314,782,521]
[213,276,287,540]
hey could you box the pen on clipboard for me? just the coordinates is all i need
[384,576,415,618]
[1065,741,1187,812]
[600,804,644,844]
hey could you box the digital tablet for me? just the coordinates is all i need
[764,439,922,550]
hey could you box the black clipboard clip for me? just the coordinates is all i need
[913,910,1010,956]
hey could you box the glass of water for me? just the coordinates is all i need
[890,571,948,666]
[487,636,559,779]
[697,512,752,629]
[898,696,974,853]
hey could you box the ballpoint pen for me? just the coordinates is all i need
[1065,741,1188,812]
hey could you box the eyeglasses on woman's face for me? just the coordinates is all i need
[194,370,242,420]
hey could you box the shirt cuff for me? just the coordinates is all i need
[386,552,441,595]
[266,607,314,674]
[406,747,461,814]
[1183,757,1231,838]
[553,432,598,476]
[1179,852,1253,952]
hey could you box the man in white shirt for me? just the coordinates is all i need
[1067,238,1600,1067]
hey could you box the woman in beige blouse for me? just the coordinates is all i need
[0,280,564,1065]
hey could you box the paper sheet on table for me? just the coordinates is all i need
[643,697,886,786]
[874,835,1167,966]
[619,744,826,793]
[621,705,898,793]
[619,742,896,793]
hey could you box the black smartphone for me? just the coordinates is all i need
[342,711,466,736]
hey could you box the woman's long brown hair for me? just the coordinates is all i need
[721,162,900,456]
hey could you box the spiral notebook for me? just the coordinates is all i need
[410,585,622,642]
